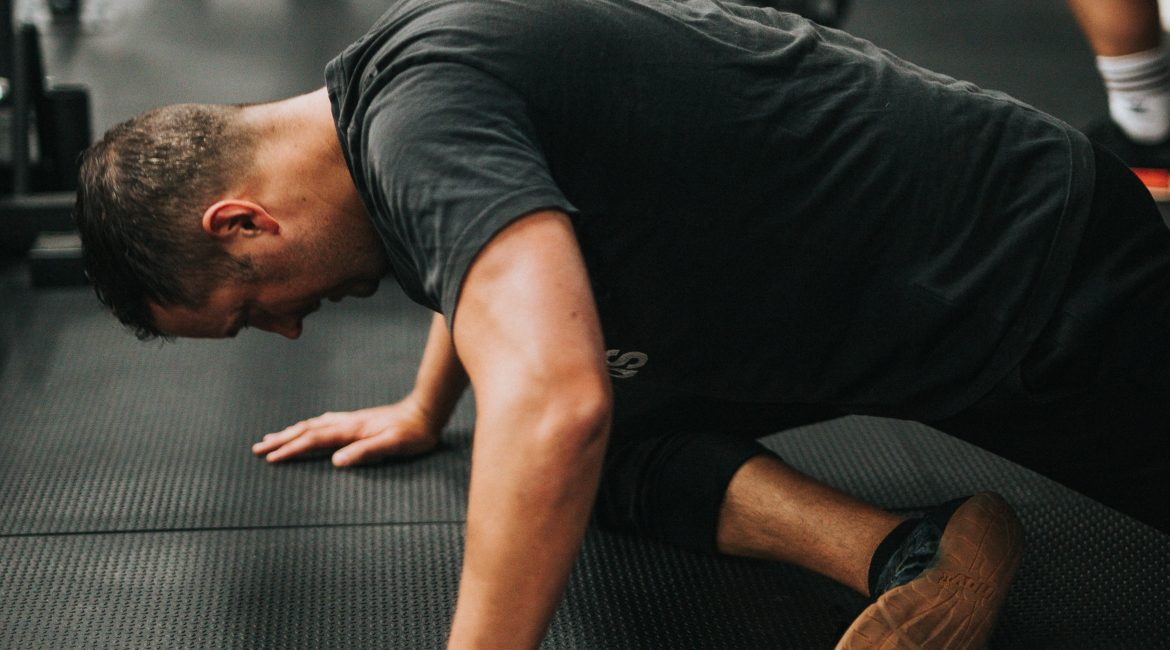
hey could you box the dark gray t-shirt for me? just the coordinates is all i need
[326,0,1094,420]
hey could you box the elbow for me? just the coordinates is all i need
[576,381,612,446]
[474,362,613,467]
[544,377,612,457]
[516,371,611,468]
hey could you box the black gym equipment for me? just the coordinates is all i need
[0,0,88,284]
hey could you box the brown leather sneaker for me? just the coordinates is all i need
[835,492,1024,649]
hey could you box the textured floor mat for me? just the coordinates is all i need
[2,282,1167,648]
[1,520,1163,649]
[0,288,474,535]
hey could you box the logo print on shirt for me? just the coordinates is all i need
[606,349,648,379]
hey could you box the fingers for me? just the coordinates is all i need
[252,414,352,463]
[332,431,439,467]
[331,437,387,467]
[252,424,307,456]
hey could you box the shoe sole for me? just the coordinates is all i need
[1131,167,1170,202]
[834,492,1024,650]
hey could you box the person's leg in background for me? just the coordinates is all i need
[1069,0,1170,198]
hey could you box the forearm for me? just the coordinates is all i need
[409,313,469,428]
[448,389,610,649]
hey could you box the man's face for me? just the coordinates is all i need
[150,189,390,340]
[150,275,379,340]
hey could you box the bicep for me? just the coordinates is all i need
[451,210,609,413]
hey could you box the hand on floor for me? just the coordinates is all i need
[253,398,442,466]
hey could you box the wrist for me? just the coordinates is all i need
[404,388,448,434]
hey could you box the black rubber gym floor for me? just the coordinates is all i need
[3,1,1169,648]
[2,279,1167,648]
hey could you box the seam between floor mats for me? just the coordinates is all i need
[0,519,469,539]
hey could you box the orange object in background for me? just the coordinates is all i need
[1131,167,1170,202]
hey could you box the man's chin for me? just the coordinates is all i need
[328,279,380,302]
[349,279,380,297]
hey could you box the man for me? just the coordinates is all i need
[75,0,1169,647]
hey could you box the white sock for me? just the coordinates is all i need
[1098,43,1170,144]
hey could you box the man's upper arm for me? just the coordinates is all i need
[451,210,610,416]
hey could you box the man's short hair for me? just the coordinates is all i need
[74,103,256,339]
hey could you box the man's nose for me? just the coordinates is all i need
[254,313,303,339]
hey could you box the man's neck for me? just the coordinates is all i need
[242,88,367,226]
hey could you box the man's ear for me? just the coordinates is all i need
[201,199,280,240]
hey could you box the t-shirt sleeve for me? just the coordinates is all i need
[357,62,577,321]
